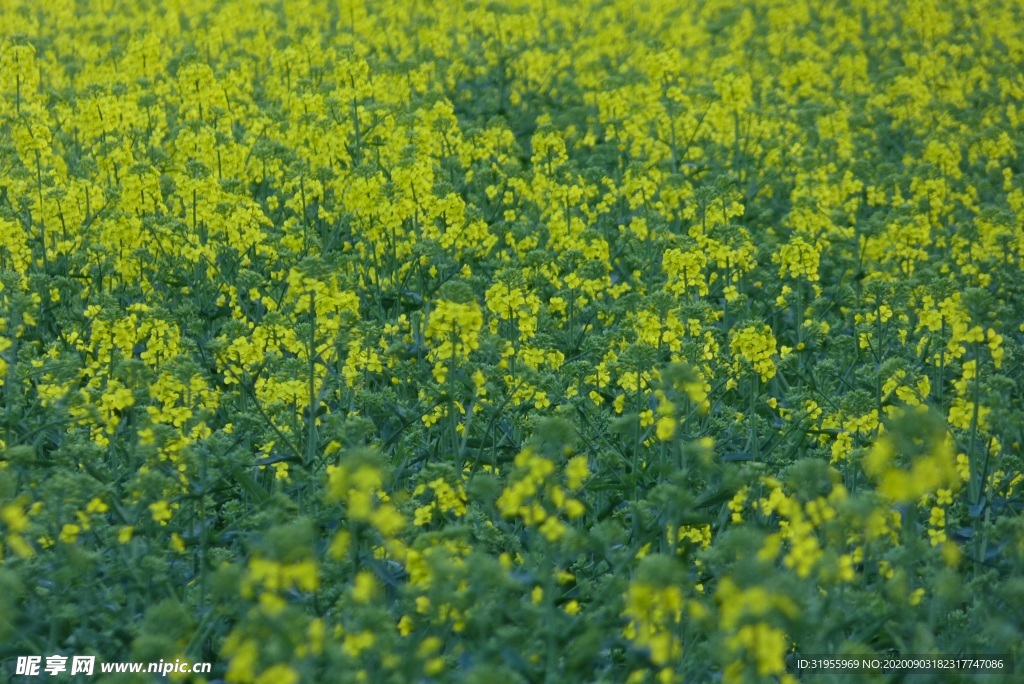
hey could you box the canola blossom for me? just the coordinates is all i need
[1,0,1024,682]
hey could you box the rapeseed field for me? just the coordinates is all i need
[2,0,1023,681]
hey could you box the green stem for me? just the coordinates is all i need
[750,373,759,459]
[306,292,318,470]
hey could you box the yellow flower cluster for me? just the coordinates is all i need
[0,496,34,559]
[729,324,778,382]
[425,299,483,383]
[662,247,709,296]
[716,577,799,684]
[243,557,319,600]
[413,477,468,526]
[485,282,541,339]
[2,0,1023,678]
[863,410,961,504]
[774,236,821,282]
[622,582,685,673]
[326,461,406,546]
[496,447,585,542]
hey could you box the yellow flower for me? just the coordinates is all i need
[655,415,676,441]
[284,560,319,592]
[774,237,821,281]
[565,456,590,489]
[730,324,778,381]
[662,247,709,296]
[59,523,81,544]
[342,631,375,658]
[255,664,298,684]
[414,504,434,526]
[352,571,377,603]
[539,516,567,542]
[149,500,173,525]
[1,503,29,533]
[223,637,258,683]
[370,504,406,536]
[425,657,446,676]
[728,622,788,676]
[272,462,289,480]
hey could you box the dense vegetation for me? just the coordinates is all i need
[2,0,1024,681]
